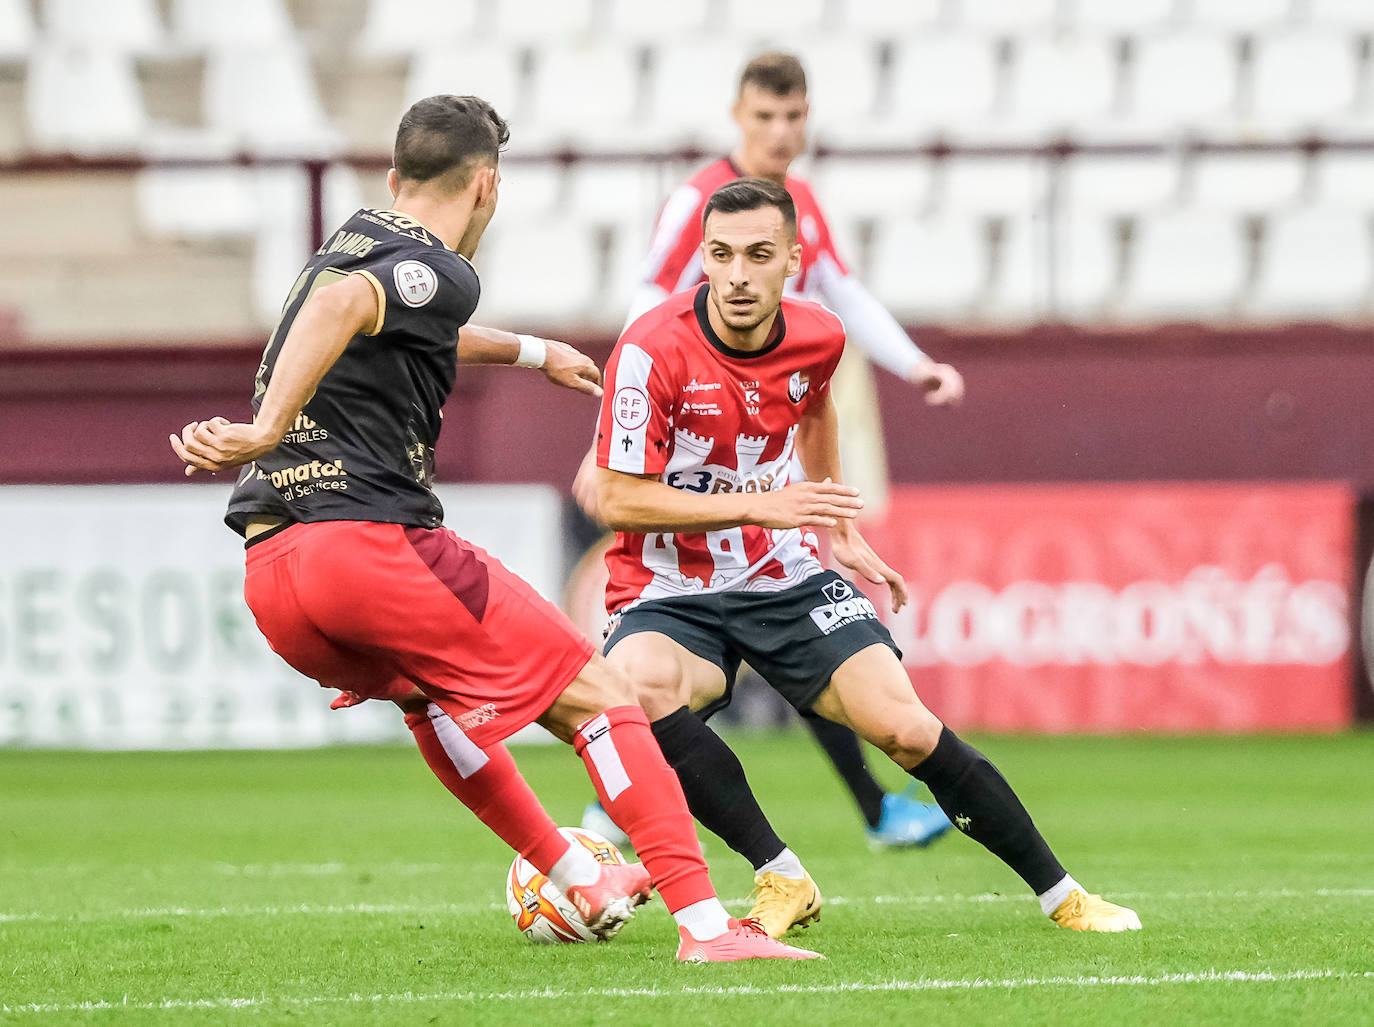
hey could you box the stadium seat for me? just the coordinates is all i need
[42,0,165,54]
[604,0,711,39]
[521,41,644,151]
[1186,152,1307,213]
[170,0,293,48]
[1303,0,1374,29]
[956,0,1060,33]
[1124,32,1239,135]
[563,161,660,239]
[1310,151,1374,210]
[1116,209,1247,319]
[866,213,988,319]
[405,44,524,130]
[1247,31,1360,132]
[491,161,566,226]
[203,43,339,154]
[999,33,1119,140]
[939,156,1046,217]
[1186,0,1295,31]
[721,0,827,34]
[984,211,1048,320]
[0,0,34,59]
[136,167,258,240]
[790,37,885,146]
[1061,153,1183,213]
[1066,0,1177,33]
[645,39,752,150]
[1248,207,1372,317]
[1052,211,1122,318]
[25,44,147,153]
[836,0,942,35]
[884,32,1001,142]
[487,0,595,41]
[808,157,933,224]
[355,0,480,57]
[471,220,602,327]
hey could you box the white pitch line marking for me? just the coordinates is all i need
[1,888,1371,924]
[3,969,1371,1015]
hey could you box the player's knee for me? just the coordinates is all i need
[612,652,690,721]
[869,714,943,771]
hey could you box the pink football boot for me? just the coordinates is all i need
[676,917,825,962]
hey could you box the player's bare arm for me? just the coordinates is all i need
[457,325,603,398]
[795,392,908,611]
[170,273,377,475]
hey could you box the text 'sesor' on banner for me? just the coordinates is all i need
[860,482,1354,733]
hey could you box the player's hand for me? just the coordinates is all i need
[750,478,863,529]
[540,340,603,398]
[169,417,275,476]
[830,523,908,612]
[908,358,964,407]
[571,445,604,524]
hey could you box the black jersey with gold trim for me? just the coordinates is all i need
[225,208,479,534]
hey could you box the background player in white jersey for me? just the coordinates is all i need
[580,51,958,851]
[595,177,1141,939]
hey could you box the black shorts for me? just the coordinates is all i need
[603,570,901,718]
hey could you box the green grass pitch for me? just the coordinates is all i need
[2,731,1371,1025]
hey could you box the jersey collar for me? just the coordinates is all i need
[693,283,787,360]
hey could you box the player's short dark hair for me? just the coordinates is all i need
[738,52,807,97]
[702,178,797,241]
[393,94,510,190]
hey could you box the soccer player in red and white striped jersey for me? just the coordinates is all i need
[593,178,1141,938]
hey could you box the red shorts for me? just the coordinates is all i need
[243,520,595,748]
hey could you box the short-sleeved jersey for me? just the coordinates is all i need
[638,158,848,301]
[596,284,846,614]
[225,208,479,535]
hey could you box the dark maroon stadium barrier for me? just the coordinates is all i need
[4,323,1371,490]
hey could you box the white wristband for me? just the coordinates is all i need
[514,334,546,368]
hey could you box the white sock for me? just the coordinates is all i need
[672,897,732,939]
[1037,873,1082,916]
[546,842,602,894]
[755,847,805,880]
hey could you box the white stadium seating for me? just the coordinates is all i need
[5,0,1374,336]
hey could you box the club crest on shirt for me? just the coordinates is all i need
[394,260,438,307]
[788,370,811,403]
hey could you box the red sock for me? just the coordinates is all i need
[573,704,716,912]
[405,704,570,875]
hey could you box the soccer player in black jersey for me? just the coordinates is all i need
[171,95,819,963]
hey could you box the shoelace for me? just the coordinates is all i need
[734,917,768,936]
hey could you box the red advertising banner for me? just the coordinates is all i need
[859,483,1354,733]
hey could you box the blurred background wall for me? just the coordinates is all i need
[1,0,1372,746]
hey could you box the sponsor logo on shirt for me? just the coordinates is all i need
[788,371,811,403]
[394,260,439,307]
[613,386,651,430]
[682,378,722,394]
[456,703,500,731]
[809,578,879,635]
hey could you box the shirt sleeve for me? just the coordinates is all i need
[596,340,675,476]
[811,257,927,379]
[358,249,479,344]
[638,183,706,295]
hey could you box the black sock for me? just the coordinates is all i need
[800,710,886,828]
[650,706,787,870]
[911,726,1066,895]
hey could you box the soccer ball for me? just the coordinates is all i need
[505,826,628,944]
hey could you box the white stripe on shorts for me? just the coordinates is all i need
[426,703,490,780]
